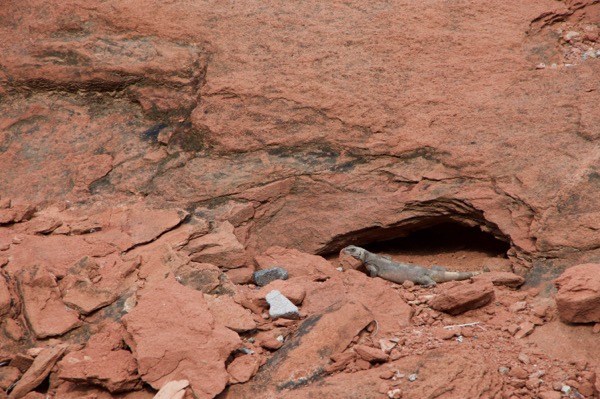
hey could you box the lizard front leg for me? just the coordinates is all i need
[365,263,379,278]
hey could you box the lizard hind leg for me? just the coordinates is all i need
[416,276,437,287]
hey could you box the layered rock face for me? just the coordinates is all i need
[0,0,599,261]
[1,0,600,398]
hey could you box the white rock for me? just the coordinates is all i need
[265,290,300,319]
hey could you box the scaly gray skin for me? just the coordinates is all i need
[342,245,484,287]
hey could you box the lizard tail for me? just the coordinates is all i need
[432,270,481,283]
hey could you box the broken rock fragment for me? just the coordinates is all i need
[153,380,189,399]
[472,271,525,288]
[227,354,263,384]
[256,278,306,305]
[0,276,11,316]
[430,280,495,315]
[122,277,241,399]
[555,263,600,323]
[254,247,337,278]
[57,323,142,393]
[185,221,247,269]
[265,290,299,319]
[9,346,67,399]
[227,300,374,394]
[17,266,81,339]
[353,345,389,363]
[205,294,256,333]
[253,267,288,287]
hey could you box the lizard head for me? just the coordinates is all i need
[341,245,366,261]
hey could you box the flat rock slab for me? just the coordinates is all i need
[472,271,525,288]
[185,221,247,269]
[9,346,67,399]
[153,380,189,399]
[253,267,289,287]
[57,323,141,393]
[227,300,374,393]
[430,280,495,315]
[254,247,337,278]
[205,294,256,333]
[122,277,241,399]
[555,263,600,323]
[17,266,82,339]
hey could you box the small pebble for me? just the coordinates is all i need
[518,353,530,364]
[408,374,417,382]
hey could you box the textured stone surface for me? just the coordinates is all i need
[265,290,300,320]
[122,277,241,399]
[9,346,67,399]
[555,263,600,323]
[256,279,307,306]
[184,222,247,269]
[255,247,337,278]
[0,1,599,398]
[472,272,525,288]
[0,277,11,316]
[253,267,289,287]
[17,266,81,339]
[430,280,495,315]
[353,345,389,363]
[205,294,256,333]
[226,355,263,384]
[57,323,141,393]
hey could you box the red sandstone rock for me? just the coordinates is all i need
[9,346,66,399]
[122,277,241,399]
[153,380,189,399]
[227,355,262,384]
[0,205,35,225]
[205,294,257,333]
[0,1,599,398]
[555,264,600,323]
[254,247,337,278]
[430,280,495,315]
[0,277,11,316]
[472,272,525,288]
[244,300,372,387]
[185,222,247,268]
[57,323,141,393]
[93,208,188,251]
[256,278,307,306]
[17,266,81,339]
[353,345,389,363]
[324,351,356,374]
[0,367,20,391]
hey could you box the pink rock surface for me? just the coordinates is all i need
[0,0,599,398]
[555,263,600,323]
[9,346,67,399]
[254,247,337,278]
[17,266,81,339]
[57,323,141,393]
[122,277,241,399]
[185,222,247,269]
[0,277,11,316]
[430,280,495,315]
[227,355,263,384]
[205,294,257,333]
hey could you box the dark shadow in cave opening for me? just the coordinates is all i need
[363,222,510,259]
